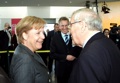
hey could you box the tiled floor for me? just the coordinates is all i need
[50,60,57,83]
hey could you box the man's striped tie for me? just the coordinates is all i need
[65,34,69,45]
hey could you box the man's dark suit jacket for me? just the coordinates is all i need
[11,34,18,50]
[46,30,55,50]
[39,32,48,65]
[50,31,81,83]
[46,30,55,73]
[0,30,10,50]
[0,30,12,74]
[69,32,120,83]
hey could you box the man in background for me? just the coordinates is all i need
[0,22,12,74]
[50,17,81,83]
[46,23,59,73]
[0,23,12,50]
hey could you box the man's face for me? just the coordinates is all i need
[4,23,10,30]
[54,25,59,32]
[70,16,82,46]
[59,20,69,34]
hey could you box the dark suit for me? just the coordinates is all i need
[116,33,120,50]
[11,34,18,50]
[50,31,80,83]
[46,30,55,73]
[0,67,11,83]
[69,32,120,83]
[10,44,49,83]
[46,30,55,50]
[0,30,12,74]
[39,32,48,66]
[0,30,11,50]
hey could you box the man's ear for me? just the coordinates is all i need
[22,32,28,40]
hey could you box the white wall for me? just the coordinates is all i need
[0,7,27,18]
[0,19,11,30]
[50,6,83,22]
[0,6,85,19]
[50,6,83,18]
[0,6,97,30]
[27,7,50,18]
[0,7,27,30]
[0,6,81,30]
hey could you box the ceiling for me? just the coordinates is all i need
[0,0,119,7]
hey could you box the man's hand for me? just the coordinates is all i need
[66,55,76,61]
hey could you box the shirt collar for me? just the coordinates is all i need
[82,31,100,48]
[61,32,70,41]
[61,32,70,37]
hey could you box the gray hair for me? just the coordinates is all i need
[71,8,102,32]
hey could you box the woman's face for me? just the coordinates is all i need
[23,28,45,52]
[104,30,109,36]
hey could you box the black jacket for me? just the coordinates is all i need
[69,32,120,83]
[0,30,11,50]
[50,31,81,83]
[0,67,11,83]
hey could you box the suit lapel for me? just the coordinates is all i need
[58,32,67,46]
[68,35,72,45]
[58,32,72,46]
[81,32,105,55]
[33,52,47,67]
[85,32,104,48]
[19,44,47,68]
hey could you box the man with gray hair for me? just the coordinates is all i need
[69,8,120,83]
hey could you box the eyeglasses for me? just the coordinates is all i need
[69,21,81,28]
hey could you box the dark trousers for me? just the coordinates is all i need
[48,54,53,73]
[0,46,13,75]
[0,67,11,83]
[55,61,73,83]
[39,53,48,66]
[0,52,9,75]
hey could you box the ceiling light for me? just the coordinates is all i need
[101,1,110,14]
[38,4,40,6]
[5,1,8,3]
[69,1,72,4]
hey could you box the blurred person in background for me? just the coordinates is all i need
[39,31,48,66]
[46,23,59,73]
[116,25,120,49]
[109,24,120,49]
[0,22,12,50]
[0,22,12,74]
[103,28,110,38]
[109,24,118,43]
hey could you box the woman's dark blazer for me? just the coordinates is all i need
[10,44,49,83]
